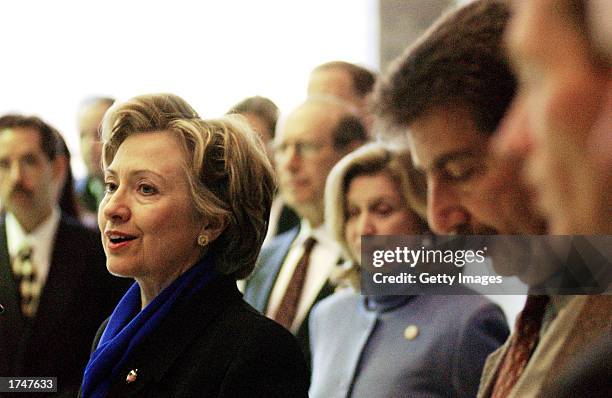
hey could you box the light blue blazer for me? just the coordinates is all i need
[309,288,509,398]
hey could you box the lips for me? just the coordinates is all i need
[286,178,309,189]
[105,231,138,250]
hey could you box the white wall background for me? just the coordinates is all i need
[0,0,379,178]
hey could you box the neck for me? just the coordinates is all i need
[137,254,202,309]
[14,207,52,234]
[297,204,324,229]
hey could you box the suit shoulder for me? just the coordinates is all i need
[312,289,359,319]
[259,227,299,255]
[217,300,310,396]
[59,215,101,243]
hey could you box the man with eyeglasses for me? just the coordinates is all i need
[244,96,367,367]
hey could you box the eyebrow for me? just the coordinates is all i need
[104,168,167,183]
[431,150,482,171]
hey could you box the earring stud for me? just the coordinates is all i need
[197,234,209,247]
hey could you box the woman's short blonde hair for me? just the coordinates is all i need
[101,93,275,279]
[325,142,429,266]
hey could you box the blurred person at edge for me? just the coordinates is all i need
[495,0,611,234]
[227,96,300,245]
[79,93,309,398]
[227,95,278,163]
[0,114,128,398]
[308,143,509,398]
[373,1,612,397]
[76,97,115,226]
[495,0,612,396]
[308,61,377,133]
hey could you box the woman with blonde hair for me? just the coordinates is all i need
[309,143,508,398]
[79,93,308,397]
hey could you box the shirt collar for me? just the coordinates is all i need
[549,294,574,315]
[294,218,340,253]
[6,207,61,258]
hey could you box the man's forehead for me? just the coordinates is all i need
[279,103,341,142]
[0,126,43,149]
[309,68,355,99]
[406,108,489,168]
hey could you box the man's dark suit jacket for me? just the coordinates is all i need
[0,213,130,397]
[243,227,335,367]
[84,275,309,398]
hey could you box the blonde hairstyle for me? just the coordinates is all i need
[324,143,429,288]
[101,93,275,279]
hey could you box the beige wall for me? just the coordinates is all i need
[379,0,454,69]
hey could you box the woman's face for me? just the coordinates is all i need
[98,131,204,290]
[344,171,423,263]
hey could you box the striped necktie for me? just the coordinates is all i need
[12,245,40,318]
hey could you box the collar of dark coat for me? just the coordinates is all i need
[106,274,241,397]
[0,213,84,336]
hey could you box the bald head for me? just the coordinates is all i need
[275,97,367,226]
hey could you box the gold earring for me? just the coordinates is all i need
[197,234,209,247]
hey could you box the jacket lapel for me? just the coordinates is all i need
[0,216,27,375]
[244,227,299,312]
[478,295,612,398]
[513,295,612,397]
[106,275,240,397]
[30,216,78,334]
[477,338,509,398]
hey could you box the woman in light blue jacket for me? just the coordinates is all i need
[309,143,509,398]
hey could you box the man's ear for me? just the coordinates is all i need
[52,154,69,182]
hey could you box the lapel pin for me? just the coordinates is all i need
[126,369,138,383]
[404,325,419,340]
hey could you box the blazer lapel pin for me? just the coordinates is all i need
[403,325,419,340]
[126,369,138,383]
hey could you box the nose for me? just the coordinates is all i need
[101,188,131,223]
[9,160,31,188]
[427,176,468,234]
[492,97,534,161]
[358,212,377,236]
[8,160,26,186]
[281,145,302,174]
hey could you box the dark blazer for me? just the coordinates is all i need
[275,204,300,237]
[85,275,310,398]
[243,227,335,366]
[0,213,130,397]
[75,176,102,213]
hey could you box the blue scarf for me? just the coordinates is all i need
[80,256,217,398]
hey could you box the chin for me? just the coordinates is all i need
[106,261,136,278]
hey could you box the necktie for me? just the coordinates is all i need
[12,245,39,318]
[273,237,317,330]
[491,295,550,398]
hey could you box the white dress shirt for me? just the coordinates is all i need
[6,207,61,291]
[266,219,341,333]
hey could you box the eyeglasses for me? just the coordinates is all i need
[273,140,329,159]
